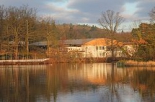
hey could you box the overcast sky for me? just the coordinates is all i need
[1,0,155,31]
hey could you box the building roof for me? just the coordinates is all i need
[30,38,123,46]
[30,38,94,46]
[63,38,94,45]
[83,38,110,46]
[30,41,47,46]
[83,38,123,46]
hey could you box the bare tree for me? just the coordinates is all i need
[98,10,124,33]
[0,5,5,40]
[98,10,124,60]
[4,5,37,59]
[39,17,58,57]
[0,5,7,54]
[149,7,155,22]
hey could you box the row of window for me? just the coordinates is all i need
[96,46,105,50]
[68,48,81,51]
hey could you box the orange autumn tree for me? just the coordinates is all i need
[131,23,155,61]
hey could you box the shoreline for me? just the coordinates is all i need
[0,57,123,65]
[0,58,50,65]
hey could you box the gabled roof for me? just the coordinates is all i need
[63,38,94,45]
[83,38,110,46]
[30,41,47,46]
[30,38,95,46]
[30,38,123,46]
[83,38,123,46]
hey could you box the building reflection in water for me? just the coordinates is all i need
[0,63,154,102]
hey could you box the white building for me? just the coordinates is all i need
[64,38,124,58]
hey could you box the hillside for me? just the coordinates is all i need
[57,24,132,42]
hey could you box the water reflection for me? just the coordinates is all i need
[0,63,154,102]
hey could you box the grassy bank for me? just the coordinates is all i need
[123,60,155,67]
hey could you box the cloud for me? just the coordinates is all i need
[66,0,126,23]
[68,0,124,10]
[136,1,155,20]
[1,0,155,28]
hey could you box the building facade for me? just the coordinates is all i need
[30,38,134,58]
[64,38,124,58]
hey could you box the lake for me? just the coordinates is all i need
[0,63,154,102]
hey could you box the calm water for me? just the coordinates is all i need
[0,63,155,102]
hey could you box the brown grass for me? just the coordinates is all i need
[124,60,155,67]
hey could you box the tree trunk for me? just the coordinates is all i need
[14,29,18,60]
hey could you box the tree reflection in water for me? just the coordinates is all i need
[0,65,49,102]
[101,64,155,102]
[0,64,155,102]
[101,62,122,102]
[131,68,155,102]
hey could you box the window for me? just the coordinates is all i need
[103,52,106,57]
[100,53,103,56]
[96,46,98,50]
[100,46,102,50]
[98,46,105,50]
